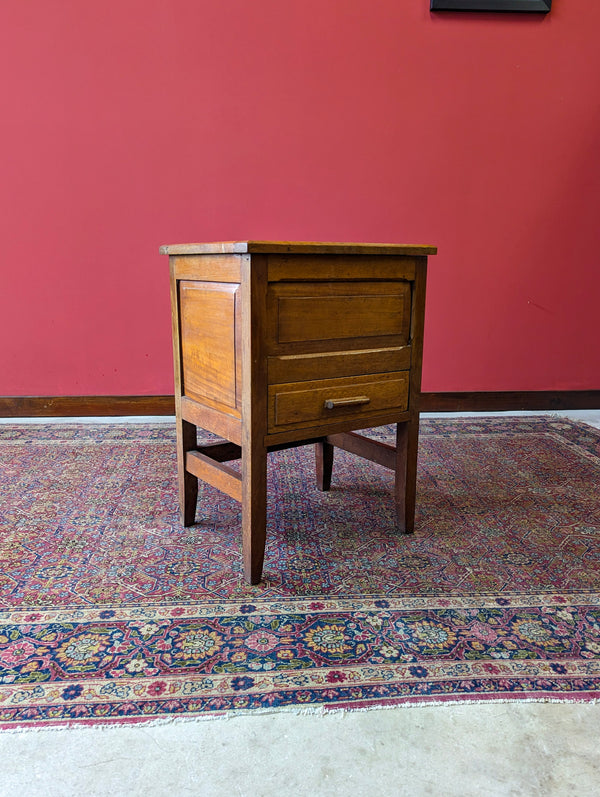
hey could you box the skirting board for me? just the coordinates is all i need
[0,392,599,418]
[0,395,176,417]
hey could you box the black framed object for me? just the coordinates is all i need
[431,0,551,11]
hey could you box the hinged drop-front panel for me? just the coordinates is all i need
[267,281,411,351]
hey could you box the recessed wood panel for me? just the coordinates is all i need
[269,281,411,347]
[179,280,239,410]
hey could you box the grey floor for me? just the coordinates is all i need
[1,411,599,797]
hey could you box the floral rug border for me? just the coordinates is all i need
[1,591,599,729]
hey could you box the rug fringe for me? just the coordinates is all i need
[2,695,599,735]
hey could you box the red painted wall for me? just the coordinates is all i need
[1,0,599,396]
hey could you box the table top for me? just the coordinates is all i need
[159,241,437,256]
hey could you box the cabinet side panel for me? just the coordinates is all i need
[180,280,240,411]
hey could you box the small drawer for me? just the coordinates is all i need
[268,372,409,432]
[267,281,411,351]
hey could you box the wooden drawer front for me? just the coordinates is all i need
[268,372,409,432]
[268,345,411,384]
[268,281,411,349]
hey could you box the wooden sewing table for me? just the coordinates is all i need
[160,241,436,584]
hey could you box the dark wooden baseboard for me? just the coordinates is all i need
[0,395,176,417]
[420,391,600,413]
[1,391,599,418]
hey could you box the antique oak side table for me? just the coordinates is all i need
[160,241,437,584]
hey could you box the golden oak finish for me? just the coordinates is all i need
[268,281,411,345]
[160,241,437,256]
[179,281,240,411]
[240,253,269,584]
[162,241,436,584]
[171,255,242,283]
[267,345,412,384]
[180,396,242,447]
[186,450,242,503]
[268,372,409,432]
[267,255,417,283]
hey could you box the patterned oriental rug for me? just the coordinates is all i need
[0,417,599,729]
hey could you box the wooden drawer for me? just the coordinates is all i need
[267,281,411,352]
[268,371,409,432]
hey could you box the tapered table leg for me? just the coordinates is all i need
[177,417,198,527]
[315,439,334,491]
[395,418,420,533]
[242,441,268,585]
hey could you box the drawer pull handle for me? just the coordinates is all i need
[324,396,370,410]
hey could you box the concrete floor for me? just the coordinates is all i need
[0,702,599,797]
[1,411,599,796]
